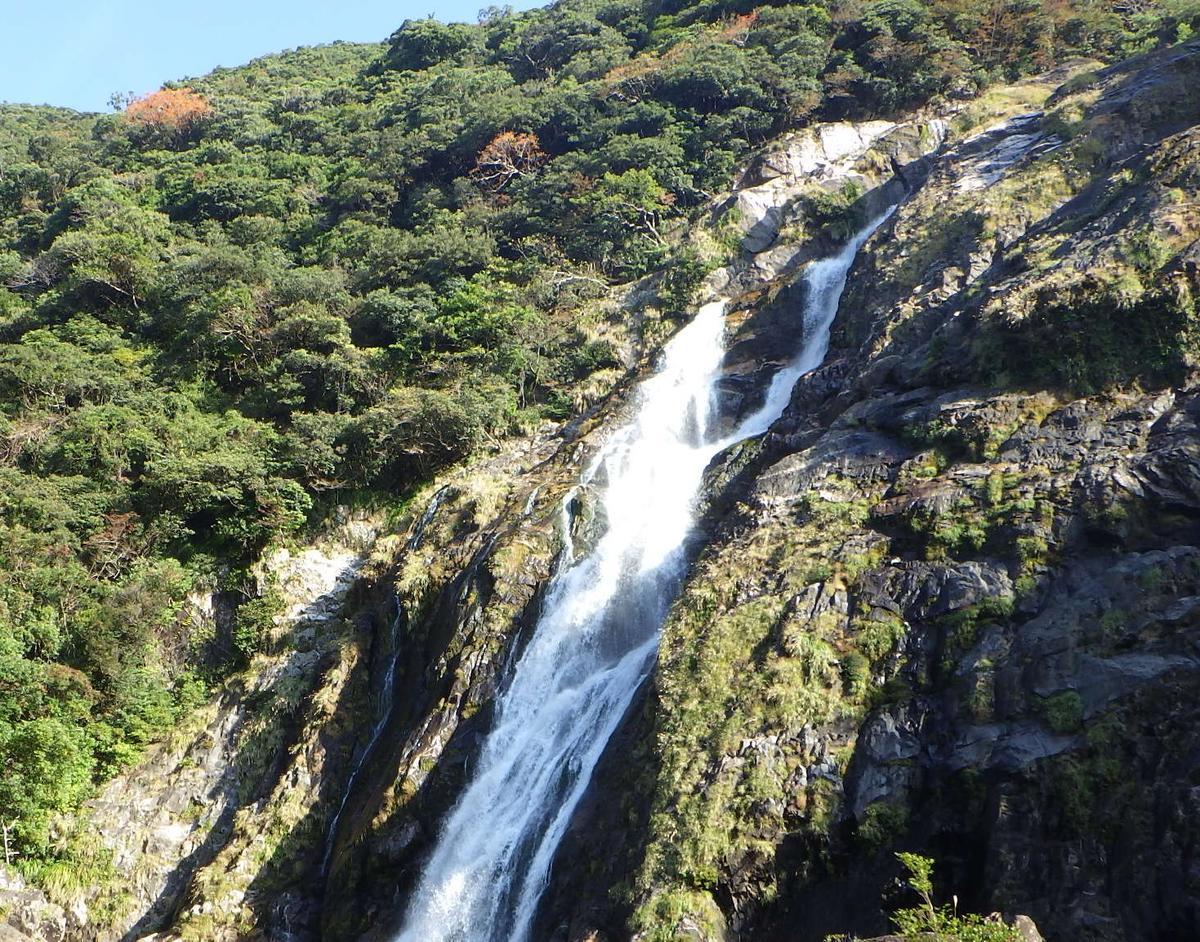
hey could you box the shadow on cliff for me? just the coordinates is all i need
[118,687,246,942]
[238,580,397,942]
[314,539,508,942]
[243,517,560,942]
[117,573,383,942]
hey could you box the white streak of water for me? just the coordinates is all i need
[322,488,449,876]
[392,207,895,942]
[321,607,401,876]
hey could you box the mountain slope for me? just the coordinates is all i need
[1,4,1199,942]
[600,37,1200,942]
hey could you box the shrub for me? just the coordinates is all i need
[857,616,907,662]
[1041,690,1083,733]
[858,800,910,851]
[657,245,712,316]
[123,87,212,143]
[471,132,547,191]
[383,18,479,71]
[841,651,871,697]
[805,181,868,242]
[231,579,283,667]
[891,853,1022,941]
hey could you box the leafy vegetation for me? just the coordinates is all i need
[1040,689,1084,733]
[983,274,1200,393]
[0,0,1194,880]
[889,853,1022,941]
[857,800,911,851]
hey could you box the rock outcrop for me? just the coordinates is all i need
[554,37,1200,942]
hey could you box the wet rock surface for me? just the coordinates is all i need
[541,39,1200,942]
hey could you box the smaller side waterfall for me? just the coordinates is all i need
[733,206,897,441]
[392,206,895,942]
[320,605,402,877]
[322,487,450,876]
[407,485,451,552]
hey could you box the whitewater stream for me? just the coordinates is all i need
[393,208,894,942]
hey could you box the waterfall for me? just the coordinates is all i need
[321,605,403,877]
[408,485,451,551]
[392,208,895,942]
[322,488,450,877]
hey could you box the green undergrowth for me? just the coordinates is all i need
[1045,711,1143,841]
[17,826,134,929]
[890,465,1058,572]
[889,852,1022,942]
[634,494,907,936]
[978,271,1200,394]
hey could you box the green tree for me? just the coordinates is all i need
[0,717,94,852]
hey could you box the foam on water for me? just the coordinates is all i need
[393,207,895,942]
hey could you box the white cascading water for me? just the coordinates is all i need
[321,610,400,876]
[322,489,451,876]
[393,207,895,942]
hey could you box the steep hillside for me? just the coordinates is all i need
[1,3,1199,942]
[565,37,1200,942]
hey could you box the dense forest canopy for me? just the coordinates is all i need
[0,0,1196,867]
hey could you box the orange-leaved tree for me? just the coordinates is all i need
[124,87,213,137]
[471,132,547,191]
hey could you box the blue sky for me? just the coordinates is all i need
[0,1,545,113]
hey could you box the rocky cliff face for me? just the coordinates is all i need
[5,39,1198,942]
[549,38,1200,942]
[0,517,380,942]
